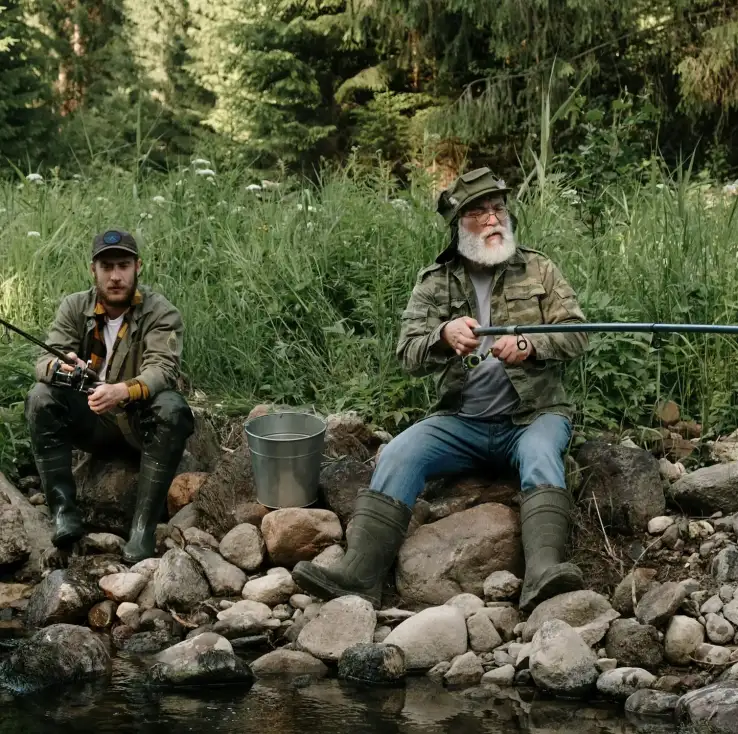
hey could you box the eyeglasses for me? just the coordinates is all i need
[462,203,508,224]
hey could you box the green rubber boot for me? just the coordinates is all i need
[36,449,84,548]
[122,451,181,564]
[292,489,412,609]
[518,484,584,612]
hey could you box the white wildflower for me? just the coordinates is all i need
[73,174,83,180]
[723,181,738,196]
[139,212,153,220]
[231,206,245,214]
[176,179,184,187]
[390,198,411,210]
[216,200,227,207]
[246,184,262,192]
[307,222,315,231]
[95,196,108,203]
[191,158,211,167]
[261,180,280,189]
[27,231,41,237]
[152,195,166,205]
[26,173,44,183]
[195,168,216,177]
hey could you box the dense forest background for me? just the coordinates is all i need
[1,0,737,182]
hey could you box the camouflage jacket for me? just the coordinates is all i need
[396,246,588,424]
[34,285,184,400]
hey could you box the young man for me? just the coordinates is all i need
[25,229,194,563]
[293,168,589,612]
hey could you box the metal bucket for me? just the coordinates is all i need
[244,411,326,509]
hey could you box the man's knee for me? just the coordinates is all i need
[24,382,62,425]
[516,415,571,489]
[145,391,195,437]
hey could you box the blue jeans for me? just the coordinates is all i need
[370,413,572,508]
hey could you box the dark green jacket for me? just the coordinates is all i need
[396,246,588,424]
[35,285,183,398]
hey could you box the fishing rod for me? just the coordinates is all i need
[465,322,738,369]
[0,315,101,392]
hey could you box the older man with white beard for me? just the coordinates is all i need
[292,168,589,613]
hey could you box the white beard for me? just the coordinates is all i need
[457,221,517,267]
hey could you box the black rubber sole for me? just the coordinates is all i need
[292,562,381,608]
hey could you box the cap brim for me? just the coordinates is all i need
[93,244,138,259]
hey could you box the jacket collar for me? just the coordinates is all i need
[84,287,144,318]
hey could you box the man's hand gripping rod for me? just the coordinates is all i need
[465,322,738,369]
[0,316,102,393]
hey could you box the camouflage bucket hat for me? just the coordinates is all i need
[436,167,511,225]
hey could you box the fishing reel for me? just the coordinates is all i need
[462,334,529,370]
[50,360,102,394]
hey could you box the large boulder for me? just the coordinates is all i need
[318,457,372,527]
[676,681,738,733]
[396,503,522,605]
[0,623,111,693]
[668,463,738,515]
[73,412,220,535]
[261,509,343,567]
[419,474,520,521]
[575,439,665,534]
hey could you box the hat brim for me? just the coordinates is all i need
[454,186,511,218]
[92,244,138,260]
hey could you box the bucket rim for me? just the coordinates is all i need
[244,410,326,442]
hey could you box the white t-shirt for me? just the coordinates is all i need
[99,314,125,379]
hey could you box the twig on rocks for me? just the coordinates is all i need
[591,493,619,566]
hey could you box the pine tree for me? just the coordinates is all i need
[0,0,54,167]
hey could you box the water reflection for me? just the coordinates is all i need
[0,655,673,734]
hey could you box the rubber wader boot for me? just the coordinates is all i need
[122,450,182,564]
[36,449,84,548]
[292,489,413,609]
[518,484,584,612]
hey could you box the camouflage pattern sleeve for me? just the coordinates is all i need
[396,268,454,376]
[526,259,589,361]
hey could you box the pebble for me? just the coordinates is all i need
[706,613,735,645]
[289,594,312,611]
[689,521,714,539]
[648,516,675,534]
[596,658,618,672]
[700,594,723,615]
[481,664,515,686]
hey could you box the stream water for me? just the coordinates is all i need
[0,651,679,734]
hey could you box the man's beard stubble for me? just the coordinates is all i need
[96,273,138,308]
[457,220,517,267]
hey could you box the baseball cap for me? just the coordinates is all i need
[92,229,139,260]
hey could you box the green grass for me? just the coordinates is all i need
[1,155,738,479]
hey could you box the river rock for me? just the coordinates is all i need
[635,581,688,627]
[374,626,391,643]
[445,593,485,617]
[129,558,160,580]
[99,572,148,603]
[121,628,176,654]
[444,651,484,687]
[702,594,724,615]
[528,619,599,697]
[467,611,503,653]
[574,608,621,647]
[648,516,675,534]
[576,439,665,533]
[694,642,732,665]
[712,546,738,584]
[251,649,328,677]
[338,642,406,684]
[522,590,613,642]
[669,462,738,515]
[116,602,140,629]
[242,568,296,605]
[384,605,468,670]
[625,688,679,715]
[88,600,116,629]
[482,606,520,642]
[706,613,735,645]
[182,527,219,550]
[296,596,376,662]
[482,664,516,686]
[596,667,656,699]
[218,523,266,572]
[664,615,705,664]
[605,618,664,670]
[483,571,522,601]
[260,509,342,567]
[167,471,208,517]
[376,608,416,624]
[676,680,738,732]
[147,632,255,687]
[611,568,656,617]
[0,583,33,611]
[0,504,30,566]
[311,544,344,568]
[0,623,111,693]
[289,594,312,611]
[396,504,522,605]
[185,545,246,595]
[213,599,271,637]
[25,569,104,628]
[154,548,210,611]
[80,532,126,555]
